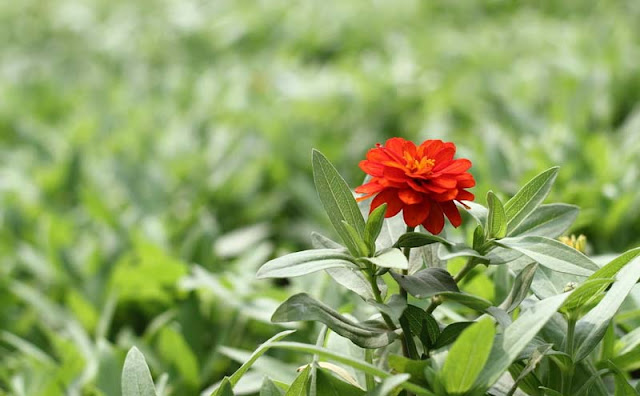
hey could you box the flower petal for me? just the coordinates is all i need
[430,177,457,189]
[359,160,385,177]
[456,190,475,201]
[403,200,431,227]
[398,189,424,205]
[371,189,403,218]
[423,202,445,235]
[438,159,472,174]
[441,201,462,228]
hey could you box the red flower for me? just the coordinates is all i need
[355,137,475,235]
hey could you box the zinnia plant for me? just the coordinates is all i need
[124,138,640,396]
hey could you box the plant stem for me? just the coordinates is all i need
[400,226,415,299]
[368,272,396,330]
[426,257,476,314]
[562,317,577,395]
[364,349,376,391]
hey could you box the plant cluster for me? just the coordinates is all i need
[123,138,640,395]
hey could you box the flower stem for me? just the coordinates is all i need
[400,226,415,299]
[367,272,396,330]
[562,317,577,395]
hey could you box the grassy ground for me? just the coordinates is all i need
[1,1,639,394]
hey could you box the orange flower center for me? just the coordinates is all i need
[403,151,435,174]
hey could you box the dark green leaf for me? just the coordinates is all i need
[341,220,370,257]
[390,268,458,299]
[212,378,234,396]
[499,263,538,313]
[257,249,357,279]
[432,322,474,350]
[271,294,396,348]
[394,232,451,248]
[441,318,495,394]
[387,355,429,384]
[504,167,559,233]
[486,191,507,239]
[312,150,366,255]
[122,347,157,396]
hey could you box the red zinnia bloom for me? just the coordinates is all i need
[355,137,475,235]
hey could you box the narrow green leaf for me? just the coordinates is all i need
[508,344,553,396]
[267,342,436,396]
[284,366,311,396]
[312,150,366,255]
[390,268,458,299]
[211,378,234,396]
[509,204,579,238]
[499,263,538,313]
[394,232,451,248]
[474,292,571,390]
[227,330,296,386]
[364,204,387,253]
[365,248,408,269]
[122,347,157,396]
[341,220,370,257]
[574,258,640,361]
[257,249,357,279]
[504,167,559,233]
[310,232,345,250]
[438,243,486,261]
[560,278,614,315]
[366,294,407,323]
[498,236,598,276]
[432,322,474,350]
[368,374,411,396]
[261,378,285,396]
[315,368,365,395]
[486,191,507,239]
[588,247,640,280]
[271,293,396,348]
[464,201,489,226]
[441,318,495,394]
[325,267,383,301]
[539,387,563,396]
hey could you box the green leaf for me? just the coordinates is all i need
[267,342,436,396]
[227,330,296,387]
[560,278,614,315]
[486,191,507,239]
[325,267,383,300]
[387,355,429,383]
[508,344,553,396]
[368,374,411,396]
[441,318,495,395]
[574,258,640,361]
[432,322,474,350]
[366,294,407,323]
[588,247,640,280]
[310,232,345,250]
[504,167,559,234]
[315,368,365,396]
[464,201,489,226]
[271,293,396,348]
[438,243,486,261]
[474,292,571,390]
[390,268,459,299]
[257,249,357,279]
[211,378,234,396]
[509,204,579,238]
[122,347,157,396]
[394,232,451,248]
[341,220,370,257]
[364,248,408,269]
[261,378,285,396]
[364,204,387,253]
[539,387,563,396]
[499,263,538,313]
[312,150,366,255]
[284,366,311,396]
[498,236,598,276]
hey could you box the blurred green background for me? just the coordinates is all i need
[1,0,639,395]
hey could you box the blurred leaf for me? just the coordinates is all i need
[368,374,410,396]
[260,378,285,396]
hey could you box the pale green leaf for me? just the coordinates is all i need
[486,191,507,239]
[390,268,458,299]
[509,204,579,238]
[257,249,357,279]
[365,248,408,269]
[122,347,157,396]
[504,167,559,233]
